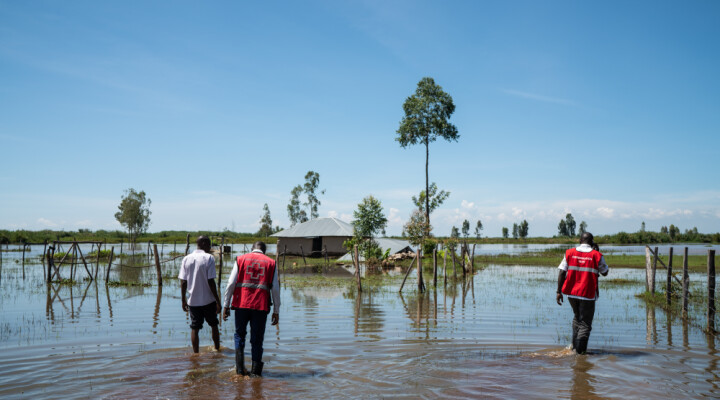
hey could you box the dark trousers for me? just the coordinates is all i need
[234,308,268,362]
[569,297,595,354]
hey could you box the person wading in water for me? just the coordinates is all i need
[179,235,222,353]
[222,241,280,377]
[556,232,609,354]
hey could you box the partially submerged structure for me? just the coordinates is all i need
[337,238,414,262]
[272,217,354,257]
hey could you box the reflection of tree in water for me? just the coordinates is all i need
[345,289,385,339]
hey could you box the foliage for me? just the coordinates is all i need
[287,185,308,227]
[303,171,325,220]
[422,238,437,256]
[114,188,151,244]
[352,196,388,239]
[558,219,568,237]
[502,227,509,239]
[579,221,588,235]
[397,77,458,232]
[565,213,576,237]
[475,220,483,239]
[411,182,450,216]
[512,223,519,239]
[450,226,460,239]
[257,203,274,237]
[519,220,529,239]
[403,209,431,246]
[461,219,470,238]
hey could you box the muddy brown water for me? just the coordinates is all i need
[0,257,718,399]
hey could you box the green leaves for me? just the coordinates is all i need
[114,188,151,243]
[396,77,459,147]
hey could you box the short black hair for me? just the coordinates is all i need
[580,232,594,245]
[252,241,266,253]
[197,235,211,248]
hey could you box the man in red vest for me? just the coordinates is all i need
[222,241,279,377]
[556,232,609,354]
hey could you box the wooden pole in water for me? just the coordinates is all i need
[433,248,437,288]
[185,234,191,255]
[708,249,716,333]
[471,243,476,273]
[451,248,457,279]
[682,247,689,318]
[42,240,48,262]
[645,246,652,292]
[153,244,162,287]
[120,240,123,255]
[218,237,224,284]
[666,247,674,306]
[22,244,26,279]
[299,245,307,267]
[105,247,114,282]
[282,245,287,272]
[443,249,447,286]
[399,253,417,293]
[173,241,177,254]
[354,244,362,293]
[417,248,424,293]
[652,246,658,294]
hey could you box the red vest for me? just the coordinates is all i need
[231,252,276,312]
[561,248,602,299]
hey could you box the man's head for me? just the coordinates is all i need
[197,236,211,252]
[252,241,266,254]
[580,232,594,245]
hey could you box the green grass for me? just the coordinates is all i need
[107,280,151,287]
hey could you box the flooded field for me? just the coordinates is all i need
[0,248,718,399]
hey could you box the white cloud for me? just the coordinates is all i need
[461,200,475,209]
[37,218,58,228]
[327,210,338,218]
[595,207,615,218]
[339,213,352,222]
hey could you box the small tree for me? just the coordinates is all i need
[411,182,450,237]
[640,221,646,232]
[303,171,325,220]
[669,224,680,240]
[502,227,509,238]
[404,209,431,247]
[512,223,519,239]
[579,221,588,236]
[397,77,459,233]
[660,225,668,234]
[474,220,483,239]
[519,220,529,239]
[461,219,470,239]
[287,185,308,227]
[351,196,388,261]
[565,213,576,237]
[447,225,460,253]
[257,203,274,237]
[558,220,568,237]
[114,188,151,245]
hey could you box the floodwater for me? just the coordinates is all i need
[0,250,718,399]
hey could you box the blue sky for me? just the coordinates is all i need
[1,0,718,237]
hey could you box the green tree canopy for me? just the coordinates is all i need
[287,185,308,227]
[303,171,324,220]
[502,227,509,238]
[461,219,470,238]
[114,188,151,244]
[257,203,274,237]
[565,213,576,236]
[404,209,431,247]
[558,219,568,237]
[397,77,458,235]
[475,220,483,239]
[579,221,588,236]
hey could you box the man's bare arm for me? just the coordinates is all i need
[180,279,188,311]
[208,278,221,314]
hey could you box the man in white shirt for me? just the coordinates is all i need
[556,232,609,354]
[179,236,221,353]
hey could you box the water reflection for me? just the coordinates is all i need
[353,290,385,339]
[570,357,600,400]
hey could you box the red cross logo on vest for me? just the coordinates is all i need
[246,262,265,281]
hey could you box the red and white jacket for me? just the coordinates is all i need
[558,244,609,300]
[223,250,280,313]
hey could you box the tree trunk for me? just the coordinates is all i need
[425,140,430,231]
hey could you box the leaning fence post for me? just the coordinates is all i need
[185,234,190,255]
[708,249,716,333]
[645,246,653,292]
[106,247,114,282]
[153,244,162,287]
[682,247,689,318]
[354,244,362,293]
[433,248,437,289]
[417,248,424,293]
[299,245,307,266]
[399,253,417,293]
[666,247,674,305]
[651,247,658,294]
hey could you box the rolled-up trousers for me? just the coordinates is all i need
[234,308,268,362]
[568,297,595,354]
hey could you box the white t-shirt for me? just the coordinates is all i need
[178,249,217,306]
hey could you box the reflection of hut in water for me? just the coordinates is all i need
[272,217,354,257]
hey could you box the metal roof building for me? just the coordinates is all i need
[271,217,354,256]
[337,238,413,262]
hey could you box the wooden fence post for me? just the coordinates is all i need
[42,240,48,262]
[299,245,307,266]
[443,248,447,286]
[417,248,424,293]
[666,247,673,305]
[399,253,417,293]
[471,244,476,273]
[218,237,224,284]
[153,244,162,287]
[708,249,716,333]
[451,248,457,279]
[282,245,287,272]
[645,246,653,292]
[682,247,689,318]
[354,244,362,293]
[106,247,114,282]
[22,244,26,279]
[433,248,437,288]
[185,234,191,255]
